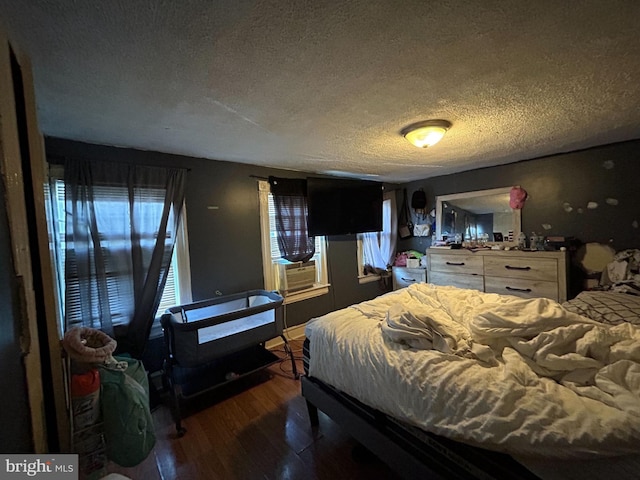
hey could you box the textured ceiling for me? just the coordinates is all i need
[1,1,639,182]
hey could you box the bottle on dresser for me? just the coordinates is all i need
[517,232,527,250]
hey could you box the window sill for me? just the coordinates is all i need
[358,274,383,285]
[282,284,330,304]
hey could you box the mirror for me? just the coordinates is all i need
[435,187,521,245]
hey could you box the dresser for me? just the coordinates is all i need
[392,267,427,290]
[426,249,568,302]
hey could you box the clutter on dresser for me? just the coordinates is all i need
[517,232,527,249]
[542,235,576,251]
[394,251,408,266]
[395,250,425,267]
[528,232,545,250]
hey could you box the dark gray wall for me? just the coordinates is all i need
[45,138,390,331]
[398,140,640,254]
[45,138,640,324]
[397,140,640,298]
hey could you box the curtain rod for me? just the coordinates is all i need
[47,154,191,171]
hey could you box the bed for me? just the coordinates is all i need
[301,283,640,479]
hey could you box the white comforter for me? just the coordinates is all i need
[305,284,640,458]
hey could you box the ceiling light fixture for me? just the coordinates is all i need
[401,119,451,148]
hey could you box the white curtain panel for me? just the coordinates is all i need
[362,191,397,269]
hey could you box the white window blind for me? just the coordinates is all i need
[46,176,189,331]
[155,259,178,316]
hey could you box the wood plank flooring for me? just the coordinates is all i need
[106,340,401,480]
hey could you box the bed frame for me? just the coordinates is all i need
[301,339,540,480]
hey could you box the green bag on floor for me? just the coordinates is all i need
[99,356,156,467]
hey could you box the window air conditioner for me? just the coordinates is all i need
[276,260,316,294]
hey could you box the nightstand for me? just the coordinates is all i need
[392,267,427,290]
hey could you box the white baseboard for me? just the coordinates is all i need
[266,322,306,349]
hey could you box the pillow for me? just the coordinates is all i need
[562,291,640,325]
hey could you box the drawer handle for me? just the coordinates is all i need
[506,286,532,293]
[505,265,531,271]
[401,277,416,282]
[446,261,465,266]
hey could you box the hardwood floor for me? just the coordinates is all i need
[106,340,401,480]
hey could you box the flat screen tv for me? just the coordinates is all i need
[306,177,383,236]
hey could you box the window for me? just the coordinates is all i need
[357,190,397,282]
[45,166,191,335]
[154,203,192,314]
[258,180,329,303]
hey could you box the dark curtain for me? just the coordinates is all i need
[64,158,187,358]
[268,177,315,263]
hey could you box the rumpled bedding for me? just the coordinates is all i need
[563,290,640,326]
[305,283,640,458]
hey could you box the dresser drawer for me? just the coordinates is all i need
[392,267,427,290]
[484,276,559,302]
[429,253,483,275]
[484,256,558,282]
[429,271,484,292]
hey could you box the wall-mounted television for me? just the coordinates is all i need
[306,177,383,236]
